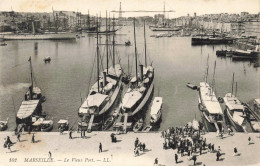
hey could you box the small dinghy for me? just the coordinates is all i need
[0,42,7,46]
[103,116,115,131]
[0,118,8,131]
[32,117,45,131]
[142,126,152,132]
[186,83,197,90]
[43,56,51,63]
[125,40,131,46]
[133,118,144,132]
[41,120,53,132]
[58,119,69,131]
[150,97,163,124]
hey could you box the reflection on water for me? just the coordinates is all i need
[0,27,258,131]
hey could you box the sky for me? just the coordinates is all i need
[0,0,259,18]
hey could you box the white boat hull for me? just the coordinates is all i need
[98,80,122,116]
[225,108,245,132]
[130,81,154,117]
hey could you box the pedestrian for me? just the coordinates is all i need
[69,130,72,139]
[154,158,158,166]
[233,147,238,156]
[99,142,102,153]
[192,155,197,165]
[31,134,35,143]
[17,133,21,142]
[142,143,146,151]
[175,153,178,163]
[216,151,221,161]
[135,138,139,147]
[248,137,253,145]
[49,151,52,158]
[211,144,215,152]
[199,146,202,155]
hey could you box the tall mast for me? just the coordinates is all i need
[96,16,100,92]
[134,18,138,84]
[106,11,109,73]
[211,61,216,98]
[235,82,237,97]
[231,72,234,95]
[205,54,209,83]
[144,20,147,67]
[163,1,165,25]
[28,56,33,100]
[87,10,90,29]
[112,15,115,68]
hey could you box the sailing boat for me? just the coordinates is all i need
[78,16,122,131]
[24,56,44,101]
[198,58,223,133]
[120,19,154,117]
[16,57,43,127]
[223,73,246,132]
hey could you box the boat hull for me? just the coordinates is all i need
[225,108,244,132]
[98,80,122,116]
[192,37,234,45]
[130,81,154,117]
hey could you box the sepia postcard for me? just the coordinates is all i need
[0,0,259,165]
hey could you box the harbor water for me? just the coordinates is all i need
[0,27,259,131]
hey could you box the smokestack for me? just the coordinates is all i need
[103,72,107,87]
[139,65,143,81]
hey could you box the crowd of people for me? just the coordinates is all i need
[160,124,220,165]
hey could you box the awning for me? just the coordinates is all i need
[17,100,40,119]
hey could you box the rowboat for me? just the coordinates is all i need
[150,97,162,124]
[133,119,144,132]
[0,118,8,131]
[41,120,53,132]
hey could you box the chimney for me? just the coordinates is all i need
[139,65,143,81]
[103,72,107,87]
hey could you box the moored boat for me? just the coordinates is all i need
[41,120,53,132]
[58,120,69,131]
[198,60,223,133]
[32,117,45,131]
[103,116,115,130]
[78,17,122,132]
[224,93,246,132]
[0,118,8,131]
[133,118,144,132]
[150,97,163,124]
[43,56,51,63]
[120,19,154,118]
